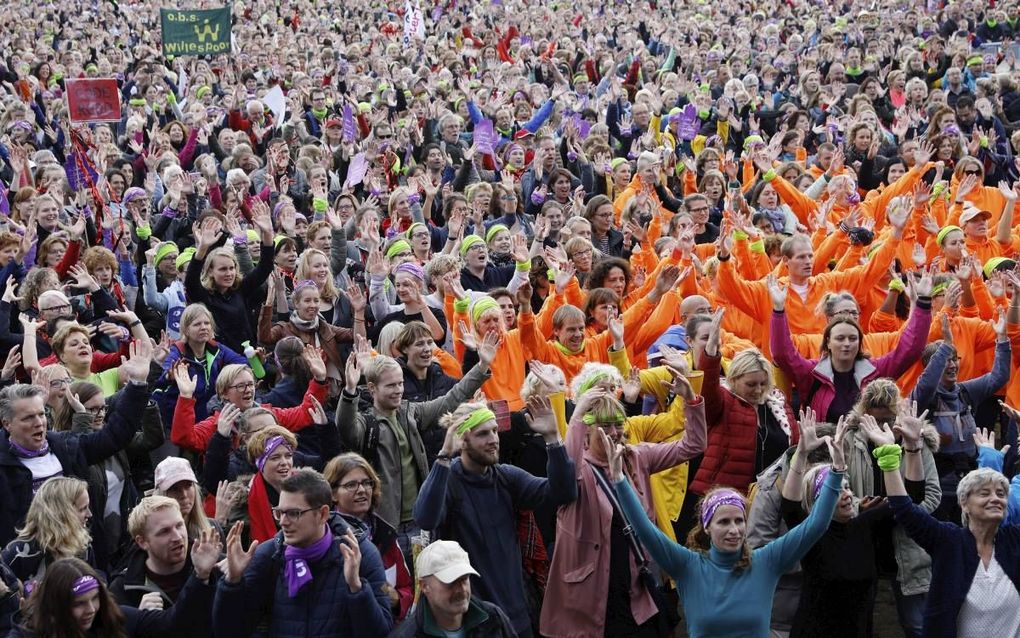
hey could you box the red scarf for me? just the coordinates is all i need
[248,472,278,543]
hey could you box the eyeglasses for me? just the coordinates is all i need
[411,231,430,239]
[271,507,319,522]
[229,382,256,392]
[963,169,981,176]
[85,405,107,417]
[40,303,71,314]
[338,479,375,492]
[687,206,710,214]
[595,422,625,431]
[49,378,72,388]
[500,195,517,202]
[570,248,593,259]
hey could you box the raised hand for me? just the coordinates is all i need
[339,529,363,593]
[477,329,500,367]
[858,413,895,447]
[224,521,259,584]
[191,527,224,581]
[173,361,197,398]
[766,274,788,311]
[893,398,927,450]
[302,344,328,382]
[120,338,152,383]
[217,403,242,437]
[598,426,627,482]
[524,395,560,441]
[797,407,830,452]
[343,352,361,394]
[307,396,328,425]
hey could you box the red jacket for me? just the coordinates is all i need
[171,379,328,453]
[688,352,799,496]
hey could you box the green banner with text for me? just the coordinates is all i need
[160,7,231,57]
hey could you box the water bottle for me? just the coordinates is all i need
[242,340,266,379]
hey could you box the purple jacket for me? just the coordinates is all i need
[770,300,932,419]
[540,399,708,638]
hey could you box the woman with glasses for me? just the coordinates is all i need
[324,452,412,621]
[169,346,330,456]
[53,381,163,566]
[947,157,1008,231]
[488,181,533,240]
[1,477,96,586]
[203,397,337,543]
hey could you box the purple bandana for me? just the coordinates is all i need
[812,466,831,500]
[394,262,426,282]
[256,436,293,472]
[700,489,746,528]
[72,575,99,596]
[9,439,49,459]
[284,525,333,597]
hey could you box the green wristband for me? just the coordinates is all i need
[762,168,777,182]
[872,444,903,472]
[453,298,471,314]
[515,260,532,272]
[136,224,152,240]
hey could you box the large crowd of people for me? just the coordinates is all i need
[1,0,1020,635]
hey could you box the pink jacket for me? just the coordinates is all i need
[540,398,708,638]
[770,301,932,419]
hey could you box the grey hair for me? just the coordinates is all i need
[0,384,47,425]
[958,467,1010,527]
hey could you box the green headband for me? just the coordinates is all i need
[196,85,211,99]
[460,235,485,256]
[610,158,628,171]
[385,239,412,259]
[129,98,146,107]
[155,242,179,266]
[966,55,983,66]
[246,229,260,243]
[582,411,626,426]
[456,408,496,435]
[577,372,610,397]
[984,256,1017,278]
[485,224,509,243]
[573,73,588,83]
[406,222,427,240]
[936,225,962,246]
[471,296,500,324]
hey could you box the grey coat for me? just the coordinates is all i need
[337,363,491,526]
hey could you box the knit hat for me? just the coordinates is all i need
[154,242,179,266]
[175,247,197,270]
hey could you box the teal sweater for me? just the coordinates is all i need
[616,469,843,638]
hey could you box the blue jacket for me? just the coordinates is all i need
[153,340,247,428]
[413,448,577,636]
[213,512,393,638]
[890,495,1020,638]
[0,382,146,547]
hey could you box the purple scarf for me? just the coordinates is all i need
[9,439,49,459]
[283,525,333,597]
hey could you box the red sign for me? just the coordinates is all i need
[66,78,122,123]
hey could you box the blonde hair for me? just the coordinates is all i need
[179,303,217,339]
[215,364,255,397]
[16,477,91,559]
[725,349,774,402]
[128,495,181,539]
[570,362,623,399]
[521,366,566,401]
[200,247,241,291]
[852,378,900,416]
[295,249,338,302]
[154,479,212,540]
[377,322,405,357]
[50,324,92,363]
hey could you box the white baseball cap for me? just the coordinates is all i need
[416,541,479,584]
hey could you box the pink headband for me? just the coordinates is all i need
[700,489,745,528]
[72,575,99,596]
[257,436,293,472]
[394,262,426,282]
[292,279,318,295]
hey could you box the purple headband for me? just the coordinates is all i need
[812,466,830,501]
[257,436,293,472]
[700,489,746,528]
[394,262,426,282]
[72,575,99,597]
